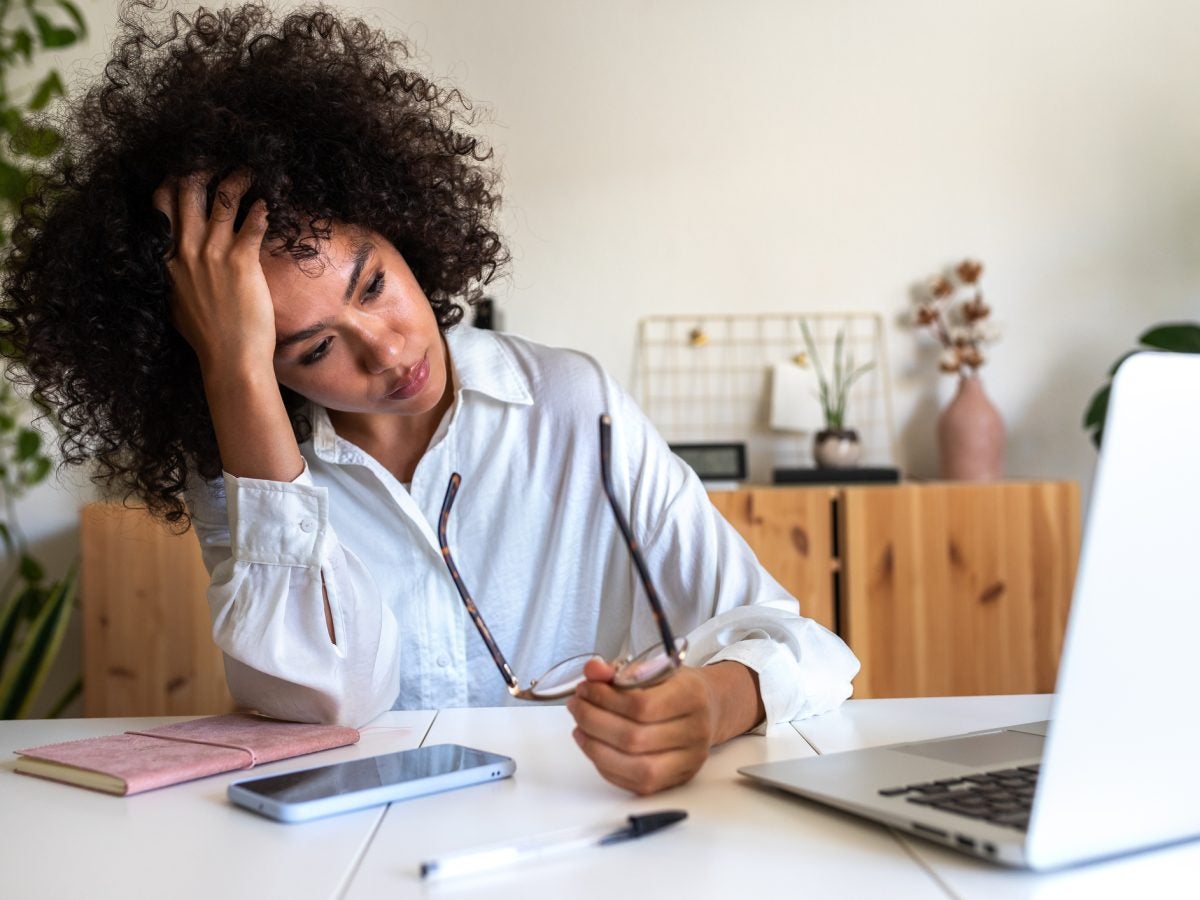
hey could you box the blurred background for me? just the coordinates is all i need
[9,0,1200,712]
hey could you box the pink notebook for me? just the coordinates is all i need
[13,713,360,795]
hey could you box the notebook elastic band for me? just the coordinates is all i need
[124,730,258,767]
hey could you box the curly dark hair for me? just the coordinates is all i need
[0,0,507,527]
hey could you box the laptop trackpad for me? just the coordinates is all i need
[893,730,1044,767]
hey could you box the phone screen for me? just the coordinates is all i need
[238,745,506,804]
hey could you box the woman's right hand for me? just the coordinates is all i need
[152,169,274,374]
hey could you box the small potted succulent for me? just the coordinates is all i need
[800,322,874,468]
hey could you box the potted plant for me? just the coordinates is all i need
[800,321,874,468]
[0,0,88,718]
[1083,322,1200,448]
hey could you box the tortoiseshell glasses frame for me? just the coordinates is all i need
[436,413,687,701]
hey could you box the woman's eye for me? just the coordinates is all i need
[300,337,333,366]
[363,271,385,301]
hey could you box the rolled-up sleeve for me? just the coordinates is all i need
[187,462,400,726]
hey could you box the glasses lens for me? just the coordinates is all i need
[613,638,688,689]
[528,652,604,699]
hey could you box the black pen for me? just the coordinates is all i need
[419,810,688,880]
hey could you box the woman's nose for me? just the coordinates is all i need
[361,321,404,373]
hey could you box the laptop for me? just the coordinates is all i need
[740,351,1200,871]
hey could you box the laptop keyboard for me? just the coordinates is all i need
[877,764,1038,831]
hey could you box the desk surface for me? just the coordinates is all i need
[2,695,1196,899]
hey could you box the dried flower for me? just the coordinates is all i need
[938,349,961,373]
[912,257,999,376]
[958,346,985,369]
[962,295,991,322]
[928,275,954,298]
[956,259,983,284]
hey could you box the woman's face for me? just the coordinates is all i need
[264,224,449,419]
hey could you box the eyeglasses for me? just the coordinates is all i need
[437,413,687,701]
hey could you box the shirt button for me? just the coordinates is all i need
[299,518,316,533]
[436,655,450,668]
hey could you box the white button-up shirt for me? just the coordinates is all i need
[188,325,859,727]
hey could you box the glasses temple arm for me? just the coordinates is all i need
[599,416,683,664]
[438,473,521,692]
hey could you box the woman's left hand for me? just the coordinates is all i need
[566,658,762,795]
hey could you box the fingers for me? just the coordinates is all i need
[571,726,705,795]
[209,168,251,225]
[568,692,706,755]
[233,198,271,258]
[151,178,179,256]
[582,657,616,683]
[159,169,258,258]
[567,670,716,795]
[575,669,707,723]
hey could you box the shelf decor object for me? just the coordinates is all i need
[636,312,899,484]
[913,259,1005,481]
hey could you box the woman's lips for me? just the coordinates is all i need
[387,353,430,400]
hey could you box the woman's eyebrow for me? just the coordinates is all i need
[276,240,376,351]
[342,239,375,301]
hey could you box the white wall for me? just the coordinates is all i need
[8,0,1200,710]
[370,0,1200,489]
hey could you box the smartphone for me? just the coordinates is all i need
[227,743,516,823]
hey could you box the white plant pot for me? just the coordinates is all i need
[813,429,862,469]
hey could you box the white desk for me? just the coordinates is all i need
[3,697,1196,898]
[0,711,436,899]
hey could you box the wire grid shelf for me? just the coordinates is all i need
[635,312,899,484]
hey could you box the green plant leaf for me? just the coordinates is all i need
[1083,384,1109,449]
[0,159,28,203]
[1139,323,1200,354]
[33,12,78,49]
[15,428,40,461]
[55,0,88,36]
[0,107,23,134]
[28,71,64,111]
[0,567,77,718]
[0,579,27,682]
[12,28,34,64]
[22,455,51,486]
[0,521,11,553]
[10,119,62,158]
[18,553,43,583]
[0,412,15,431]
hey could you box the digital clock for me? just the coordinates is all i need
[669,443,747,482]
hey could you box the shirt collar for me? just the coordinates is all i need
[445,323,533,407]
[306,324,532,460]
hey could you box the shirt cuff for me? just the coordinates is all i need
[703,638,797,736]
[224,461,330,568]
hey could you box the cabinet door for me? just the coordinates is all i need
[840,482,1080,698]
[707,488,837,632]
[81,504,234,716]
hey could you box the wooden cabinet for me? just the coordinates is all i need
[707,487,838,634]
[80,480,1079,715]
[837,482,1080,698]
[80,504,234,717]
[711,481,1080,699]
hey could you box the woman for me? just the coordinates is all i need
[1,1,857,794]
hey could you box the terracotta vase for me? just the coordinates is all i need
[937,375,1004,481]
[814,428,862,469]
